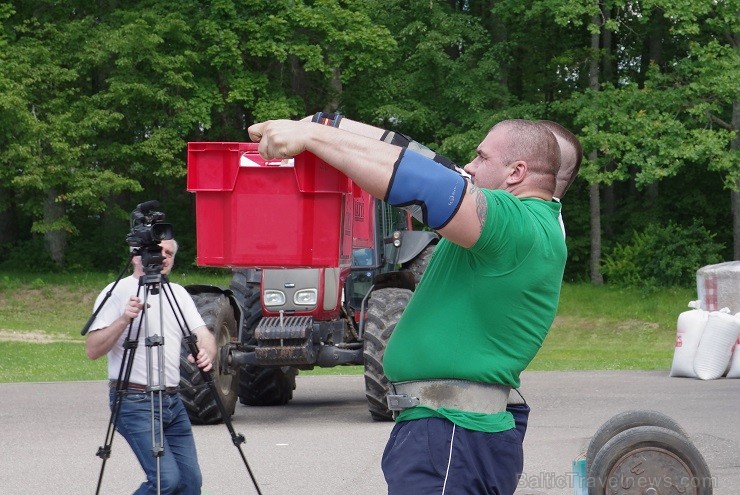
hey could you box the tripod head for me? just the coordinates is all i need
[134,244,167,286]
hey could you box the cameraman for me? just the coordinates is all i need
[85,238,216,495]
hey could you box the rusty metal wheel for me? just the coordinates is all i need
[588,425,713,495]
[586,410,688,471]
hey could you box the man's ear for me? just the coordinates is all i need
[506,161,527,185]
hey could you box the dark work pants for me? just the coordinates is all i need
[382,404,530,495]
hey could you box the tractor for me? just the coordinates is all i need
[178,142,437,424]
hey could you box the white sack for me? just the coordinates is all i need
[724,317,740,379]
[693,309,740,380]
[669,301,708,378]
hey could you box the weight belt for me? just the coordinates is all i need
[386,379,524,415]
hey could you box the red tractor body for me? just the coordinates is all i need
[181,142,436,424]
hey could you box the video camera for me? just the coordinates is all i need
[126,200,173,277]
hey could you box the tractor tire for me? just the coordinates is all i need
[588,425,713,495]
[229,272,299,406]
[402,244,436,286]
[586,409,689,471]
[363,287,412,421]
[229,270,263,333]
[179,292,239,425]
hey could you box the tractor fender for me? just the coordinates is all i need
[185,284,244,337]
[396,231,439,264]
[372,271,416,292]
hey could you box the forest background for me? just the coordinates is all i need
[0,0,738,288]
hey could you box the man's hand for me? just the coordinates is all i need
[188,348,213,373]
[191,325,217,373]
[123,296,144,322]
[248,120,313,160]
[85,295,145,360]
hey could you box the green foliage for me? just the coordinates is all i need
[0,0,737,280]
[572,82,735,188]
[602,221,725,288]
[0,237,58,272]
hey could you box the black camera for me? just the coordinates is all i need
[126,200,173,249]
[126,201,173,279]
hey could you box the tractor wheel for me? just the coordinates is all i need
[229,270,263,332]
[179,292,239,425]
[589,425,713,495]
[586,409,689,471]
[402,244,436,286]
[229,272,298,406]
[363,287,412,421]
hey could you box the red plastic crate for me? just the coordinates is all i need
[187,142,353,268]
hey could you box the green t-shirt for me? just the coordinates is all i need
[383,189,566,432]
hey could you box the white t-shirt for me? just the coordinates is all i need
[90,275,206,387]
[553,197,566,238]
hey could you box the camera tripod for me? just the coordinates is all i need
[82,251,263,495]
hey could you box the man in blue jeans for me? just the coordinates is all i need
[86,238,216,494]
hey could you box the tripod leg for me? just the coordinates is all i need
[143,285,167,495]
[95,329,142,494]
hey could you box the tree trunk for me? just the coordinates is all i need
[589,11,603,284]
[601,9,616,238]
[603,162,616,238]
[590,180,603,284]
[732,99,740,259]
[43,189,67,268]
[326,67,342,113]
[727,33,739,259]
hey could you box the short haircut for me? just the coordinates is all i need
[493,119,561,177]
[538,120,583,171]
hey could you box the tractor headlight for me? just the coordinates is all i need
[264,290,286,306]
[294,289,318,306]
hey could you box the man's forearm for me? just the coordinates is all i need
[193,326,217,362]
[310,126,402,201]
[249,119,482,247]
[332,116,464,175]
[336,118,386,140]
[85,315,129,360]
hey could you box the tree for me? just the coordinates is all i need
[552,0,738,282]
[0,0,736,278]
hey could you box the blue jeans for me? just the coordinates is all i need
[109,389,202,495]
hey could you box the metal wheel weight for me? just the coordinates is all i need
[585,409,689,469]
[588,425,713,495]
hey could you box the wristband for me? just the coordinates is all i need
[311,112,343,128]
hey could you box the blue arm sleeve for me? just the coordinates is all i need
[385,149,467,230]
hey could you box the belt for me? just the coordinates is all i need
[387,379,519,415]
[109,380,179,394]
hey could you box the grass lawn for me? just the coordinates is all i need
[529,284,693,371]
[0,271,695,383]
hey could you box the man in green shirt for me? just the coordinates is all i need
[248,118,566,495]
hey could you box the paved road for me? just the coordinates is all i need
[1,371,738,494]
